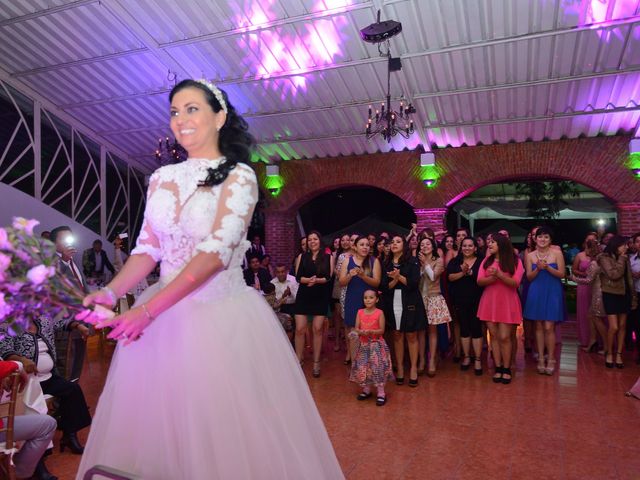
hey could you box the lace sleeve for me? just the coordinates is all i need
[131,173,162,262]
[194,164,258,267]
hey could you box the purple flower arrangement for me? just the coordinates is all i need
[0,217,112,336]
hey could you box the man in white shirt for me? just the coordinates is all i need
[271,264,298,316]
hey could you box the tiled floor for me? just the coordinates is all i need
[47,322,640,479]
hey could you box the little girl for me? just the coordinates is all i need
[349,289,394,406]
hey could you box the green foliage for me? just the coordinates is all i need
[514,181,580,220]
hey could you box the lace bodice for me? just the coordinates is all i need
[131,158,257,301]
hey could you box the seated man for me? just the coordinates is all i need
[262,283,293,341]
[243,254,272,292]
[0,316,91,456]
[270,264,298,316]
[0,361,57,480]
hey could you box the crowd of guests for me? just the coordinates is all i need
[245,226,640,404]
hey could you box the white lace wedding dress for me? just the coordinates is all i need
[76,158,344,479]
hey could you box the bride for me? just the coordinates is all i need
[76,79,344,479]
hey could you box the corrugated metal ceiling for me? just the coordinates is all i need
[1,0,639,172]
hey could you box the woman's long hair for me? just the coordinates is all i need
[169,80,256,187]
[452,236,478,265]
[483,232,517,275]
[603,235,626,259]
[384,234,410,270]
[419,237,439,260]
[353,236,373,276]
[306,230,329,277]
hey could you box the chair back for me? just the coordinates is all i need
[0,371,21,480]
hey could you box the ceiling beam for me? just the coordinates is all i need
[0,0,97,27]
[0,66,151,173]
[252,103,640,144]
[125,102,640,157]
[47,14,640,110]
[93,65,640,136]
[11,1,376,78]
[99,0,191,79]
[421,104,640,129]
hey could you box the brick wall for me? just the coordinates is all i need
[414,208,448,233]
[617,203,640,237]
[255,136,640,257]
[264,211,297,269]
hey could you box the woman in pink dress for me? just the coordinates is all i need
[572,232,599,350]
[477,233,524,385]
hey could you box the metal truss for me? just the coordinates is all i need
[0,79,146,240]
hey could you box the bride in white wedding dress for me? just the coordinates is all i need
[76,79,344,479]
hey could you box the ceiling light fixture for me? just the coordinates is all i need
[361,11,416,143]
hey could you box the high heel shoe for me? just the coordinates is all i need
[312,362,321,378]
[460,356,471,371]
[501,367,512,385]
[615,352,625,369]
[537,359,546,375]
[605,352,614,369]
[473,357,483,376]
[492,366,503,383]
[582,341,598,353]
[544,359,556,376]
[60,432,84,454]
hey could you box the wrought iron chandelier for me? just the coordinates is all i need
[154,136,186,165]
[361,12,416,142]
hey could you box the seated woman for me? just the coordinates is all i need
[0,315,92,455]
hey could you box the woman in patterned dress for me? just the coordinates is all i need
[349,289,394,406]
[418,237,452,377]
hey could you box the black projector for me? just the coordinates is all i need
[360,19,402,43]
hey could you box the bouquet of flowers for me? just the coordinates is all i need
[0,217,113,336]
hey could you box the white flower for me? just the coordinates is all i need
[214,215,245,246]
[225,183,253,216]
[26,265,55,286]
[0,253,11,273]
[0,228,11,250]
[12,217,40,236]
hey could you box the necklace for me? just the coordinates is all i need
[536,249,550,261]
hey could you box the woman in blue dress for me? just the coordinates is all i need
[524,226,566,376]
[339,236,381,365]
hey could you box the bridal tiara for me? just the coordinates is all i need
[196,79,228,114]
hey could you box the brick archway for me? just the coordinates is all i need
[256,151,429,214]
[257,136,640,265]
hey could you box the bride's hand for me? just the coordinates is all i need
[100,307,152,346]
[76,289,117,325]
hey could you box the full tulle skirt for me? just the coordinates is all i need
[76,285,344,479]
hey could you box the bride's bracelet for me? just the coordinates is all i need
[141,304,155,322]
[101,286,118,305]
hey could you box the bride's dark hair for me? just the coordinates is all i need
[169,79,256,187]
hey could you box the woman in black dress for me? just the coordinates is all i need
[598,235,637,368]
[380,234,427,387]
[294,231,334,377]
[447,237,484,375]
